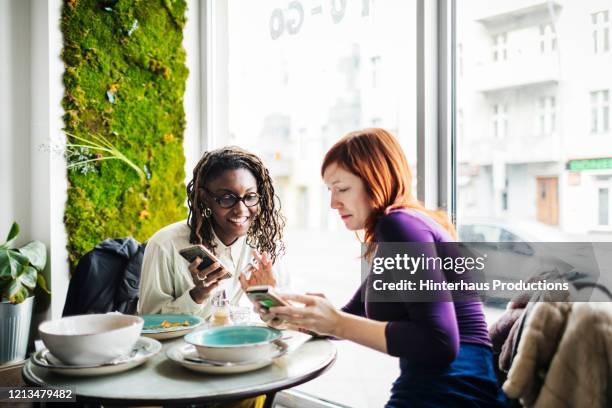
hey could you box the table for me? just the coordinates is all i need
[22,337,336,407]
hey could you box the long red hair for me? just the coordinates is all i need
[321,128,457,257]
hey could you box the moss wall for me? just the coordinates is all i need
[61,0,188,267]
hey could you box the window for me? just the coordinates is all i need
[537,96,556,134]
[592,10,610,54]
[458,1,612,241]
[218,1,417,405]
[539,24,557,54]
[501,190,508,211]
[599,187,610,225]
[370,55,381,88]
[492,33,508,61]
[591,90,610,134]
[493,104,508,140]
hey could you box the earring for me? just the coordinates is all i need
[202,208,212,218]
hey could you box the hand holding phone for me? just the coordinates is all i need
[249,290,333,338]
[180,245,233,304]
[245,285,290,328]
[179,245,231,275]
[245,285,288,309]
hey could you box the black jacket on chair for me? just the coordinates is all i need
[62,238,146,316]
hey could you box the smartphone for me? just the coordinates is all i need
[179,245,233,279]
[246,286,330,339]
[245,285,288,309]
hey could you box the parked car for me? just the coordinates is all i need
[456,218,599,300]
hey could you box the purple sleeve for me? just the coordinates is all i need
[377,212,460,367]
[341,282,366,317]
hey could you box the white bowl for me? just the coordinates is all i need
[184,325,282,363]
[38,314,143,366]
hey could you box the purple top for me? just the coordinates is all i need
[342,210,491,369]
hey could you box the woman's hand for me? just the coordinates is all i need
[252,302,288,329]
[239,250,276,290]
[188,258,230,303]
[268,293,342,336]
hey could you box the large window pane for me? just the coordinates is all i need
[455,0,612,338]
[223,1,417,406]
[457,0,612,243]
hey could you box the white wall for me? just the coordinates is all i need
[0,0,32,247]
[1,0,69,320]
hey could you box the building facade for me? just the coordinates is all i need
[457,0,612,236]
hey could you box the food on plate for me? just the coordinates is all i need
[146,320,191,330]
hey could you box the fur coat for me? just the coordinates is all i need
[503,302,612,407]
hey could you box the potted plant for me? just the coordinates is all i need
[0,222,50,365]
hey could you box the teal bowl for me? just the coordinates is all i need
[185,325,282,362]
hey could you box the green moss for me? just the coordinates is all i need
[61,0,188,268]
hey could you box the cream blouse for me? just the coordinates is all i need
[137,220,288,318]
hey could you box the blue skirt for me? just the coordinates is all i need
[386,343,507,408]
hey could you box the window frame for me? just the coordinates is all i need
[417,0,456,219]
[200,0,229,152]
[537,96,556,135]
[539,23,557,55]
[492,103,508,140]
[492,32,508,62]
[592,10,611,55]
[590,89,610,134]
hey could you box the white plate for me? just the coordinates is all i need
[30,337,161,377]
[142,327,198,340]
[166,341,288,374]
[141,314,204,340]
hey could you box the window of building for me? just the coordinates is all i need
[492,32,508,61]
[539,24,557,54]
[538,96,556,134]
[592,10,610,54]
[502,190,508,211]
[599,187,610,226]
[370,55,381,88]
[493,104,508,139]
[591,90,610,134]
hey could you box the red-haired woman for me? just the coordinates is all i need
[259,129,506,407]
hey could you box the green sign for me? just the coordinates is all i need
[567,158,612,171]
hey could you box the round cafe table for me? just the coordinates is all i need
[22,336,336,407]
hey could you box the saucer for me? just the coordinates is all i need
[30,336,161,377]
[141,314,204,340]
[166,341,288,374]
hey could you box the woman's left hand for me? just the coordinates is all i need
[268,293,342,336]
[239,250,277,290]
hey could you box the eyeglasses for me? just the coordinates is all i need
[205,189,260,209]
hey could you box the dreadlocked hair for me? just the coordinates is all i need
[186,146,286,263]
